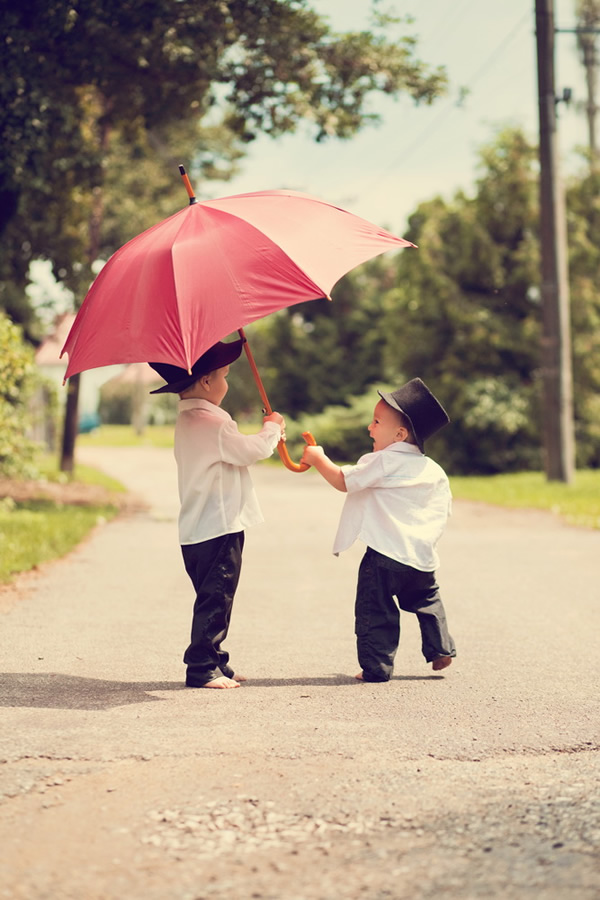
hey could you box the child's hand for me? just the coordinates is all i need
[264,411,286,439]
[301,444,325,467]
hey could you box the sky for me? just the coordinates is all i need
[206,0,591,236]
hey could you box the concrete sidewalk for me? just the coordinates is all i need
[0,446,598,899]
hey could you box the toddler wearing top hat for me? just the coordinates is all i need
[301,378,455,682]
[149,339,285,689]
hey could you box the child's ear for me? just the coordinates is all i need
[395,427,409,443]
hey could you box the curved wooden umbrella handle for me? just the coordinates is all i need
[238,328,317,474]
[277,431,317,473]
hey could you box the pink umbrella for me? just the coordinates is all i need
[61,169,415,470]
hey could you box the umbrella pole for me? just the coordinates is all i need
[237,328,316,473]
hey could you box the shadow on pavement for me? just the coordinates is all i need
[244,674,444,687]
[0,673,185,710]
[0,673,447,709]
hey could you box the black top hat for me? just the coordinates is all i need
[148,339,245,394]
[378,378,449,452]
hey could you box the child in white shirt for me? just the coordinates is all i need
[301,378,455,682]
[150,339,284,689]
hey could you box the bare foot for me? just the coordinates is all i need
[355,672,364,681]
[200,676,240,689]
[231,673,247,683]
[432,656,453,671]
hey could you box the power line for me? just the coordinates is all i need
[423,0,483,50]
[358,9,532,190]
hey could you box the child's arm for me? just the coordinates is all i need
[301,445,347,493]
[219,413,285,466]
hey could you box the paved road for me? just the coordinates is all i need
[0,446,599,899]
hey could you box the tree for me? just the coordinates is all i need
[1,0,448,324]
[0,0,447,470]
[566,167,600,466]
[249,252,400,417]
[575,0,600,166]
[378,128,543,474]
[247,126,600,475]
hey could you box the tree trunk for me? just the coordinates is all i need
[59,106,111,474]
[60,373,80,474]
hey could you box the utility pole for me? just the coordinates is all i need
[535,0,576,483]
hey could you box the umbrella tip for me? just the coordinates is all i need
[179,164,197,205]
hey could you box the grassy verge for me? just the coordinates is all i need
[450,469,600,530]
[0,454,124,585]
[78,424,174,448]
[0,500,118,583]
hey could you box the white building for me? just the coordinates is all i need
[35,313,126,418]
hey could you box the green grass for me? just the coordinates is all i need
[35,455,126,492]
[0,452,123,585]
[450,469,600,530]
[0,500,118,583]
[78,424,174,448]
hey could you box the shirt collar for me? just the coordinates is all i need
[179,398,230,419]
[385,441,423,456]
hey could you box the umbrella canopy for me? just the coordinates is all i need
[60,189,415,380]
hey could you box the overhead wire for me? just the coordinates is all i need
[422,0,486,53]
[355,8,533,195]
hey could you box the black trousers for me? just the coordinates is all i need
[355,547,456,682]
[181,531,244,685]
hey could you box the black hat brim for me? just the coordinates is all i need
[149,339,244,394]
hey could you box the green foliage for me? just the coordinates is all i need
[0,313,40,476]
[376,128,543,474]
[250,254,400,417]
[97,381,134,426]
[252,127,549,475]
[98,379,179,427]
[566,169,600,467]
[287,390,379,463]
[236,127,600,475]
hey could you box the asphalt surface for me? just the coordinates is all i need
[0,445,599,900]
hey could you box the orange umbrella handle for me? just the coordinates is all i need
[277,430,317,472]
[238,328,316,473]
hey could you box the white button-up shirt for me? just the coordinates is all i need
[333,442,452,571]
[174,399,281,545]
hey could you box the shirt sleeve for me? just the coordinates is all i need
[341,453,386,493]
[218,419,281,467]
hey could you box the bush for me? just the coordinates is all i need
[284,378,545,476]
[98,380,178,427]
[0,313,40,477]
[286,389,380,464]
[98,381,133,425]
